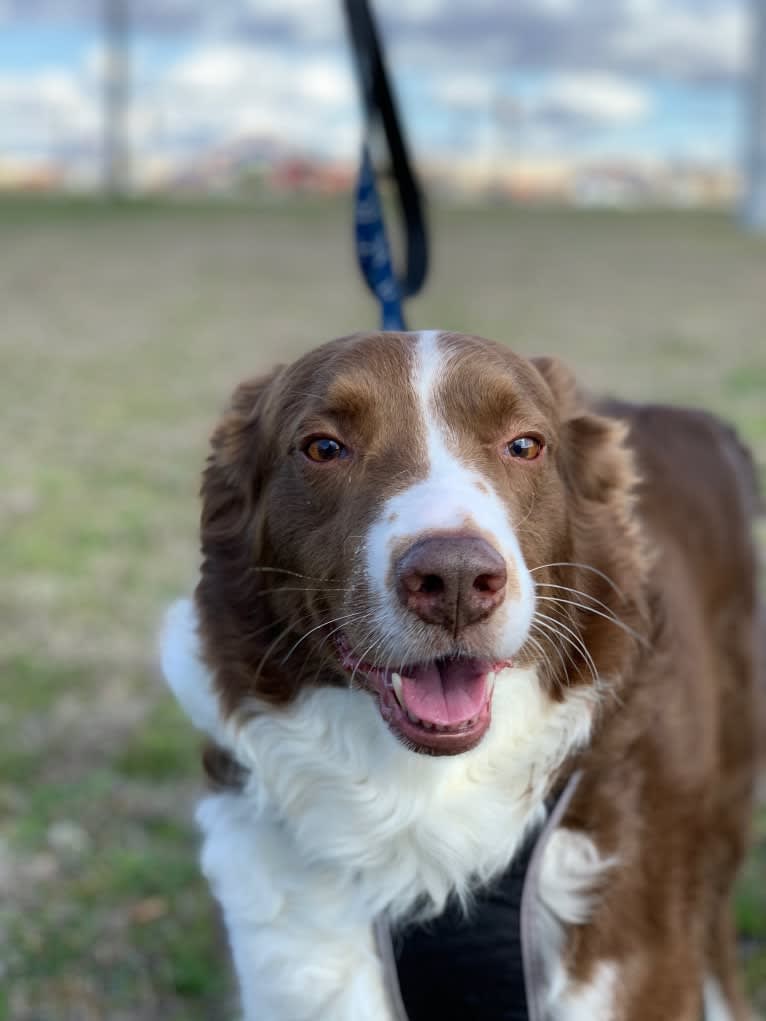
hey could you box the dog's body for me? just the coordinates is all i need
[162,331,761,1021]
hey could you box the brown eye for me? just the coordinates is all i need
[507,436,543,460]
[303,437,347,463]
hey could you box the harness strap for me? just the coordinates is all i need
[375,771,583,1021]
[343,0,429,329]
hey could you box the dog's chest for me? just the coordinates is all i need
[199,779,615,1021]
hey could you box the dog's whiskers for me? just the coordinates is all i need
[530,620,583,686]
[252,585,352,597]
[348,632,390,690]
[532,611,599,685]
[248,565,339,584]
[279,611,368,667]
[526,627,570,689]
[535,595,648,647]
[522,633,560,692]
[530,561,626,601]
[313,612,375,664]
[534,582,619,619]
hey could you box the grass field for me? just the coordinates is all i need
[0,196,764,1020]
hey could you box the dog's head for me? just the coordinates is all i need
[196,331,647,756]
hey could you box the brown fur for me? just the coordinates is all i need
[194,332,761,1019]
[560,402,761,1019]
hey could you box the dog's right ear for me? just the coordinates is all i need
[200,372,281,545]
[196,369,289,715]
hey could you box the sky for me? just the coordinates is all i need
[0,0,752,179]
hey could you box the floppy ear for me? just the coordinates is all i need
[562,413,637,505]
[195,369,294,715]
[530,355,582,421]
[531,355,636,505]
[532,357,649,682]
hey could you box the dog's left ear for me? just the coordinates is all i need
[531,355,635,505]
[530,355,582,421]
[532,356,648,673]
[562,413,635,505]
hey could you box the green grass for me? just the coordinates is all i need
[118,703,199,781]
[0,196,763,1020]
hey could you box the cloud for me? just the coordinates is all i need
[0,0,748,82]
[535,73,651,124]
[430,72,494,110]
[0,37,358,169]
[160,42,357,154]
[610,0,746,80]
[383,0,747,82]
[431,69,651,124]
[0,1,744,175]
[0,69,98,155]
[426,68,653,160]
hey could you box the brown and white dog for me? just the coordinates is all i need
[161,330,761,1021]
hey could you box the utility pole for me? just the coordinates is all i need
[104,0,130,196]
[744,0,766,229]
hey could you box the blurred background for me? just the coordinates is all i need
[1,0,765,208]
[0,1,764,1019]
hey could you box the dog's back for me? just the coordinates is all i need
[566,402,762,1020]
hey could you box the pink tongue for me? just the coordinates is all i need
[400,659,489,725]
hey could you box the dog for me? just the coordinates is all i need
[161,330,761,1021]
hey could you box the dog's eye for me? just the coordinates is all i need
[507,436,543,460]
[303,437,346,463]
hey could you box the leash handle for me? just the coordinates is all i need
[343,0,429,329]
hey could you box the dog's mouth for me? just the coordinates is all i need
[335,634,511,755]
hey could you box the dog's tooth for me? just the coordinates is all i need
[487,671,496,697]
[391,673,405,710]
[406,710,420,725]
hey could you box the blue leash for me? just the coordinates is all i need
[344,0,428,331]
[354,145,406,330]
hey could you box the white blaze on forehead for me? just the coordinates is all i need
[365,329,535,658]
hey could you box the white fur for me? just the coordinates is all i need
[535,829,618,1018]
[703,976,735,1021]
[365,329,535,661]
[160,599,225,743]
[550,961,618,1021]
[539,828,617,927]
[161,598,595,1021]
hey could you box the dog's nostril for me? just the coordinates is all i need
[473,572,506,594]
[402,571,445,595]
[420,574,444,595]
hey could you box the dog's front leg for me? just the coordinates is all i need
[198,792,394,1021]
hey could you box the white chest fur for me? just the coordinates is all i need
[162,599,598,1020]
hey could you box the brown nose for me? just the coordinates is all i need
[396,535,507,634]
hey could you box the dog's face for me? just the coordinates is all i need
[197,331,645,756]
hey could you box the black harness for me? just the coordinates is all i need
[375,773,582,1021]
